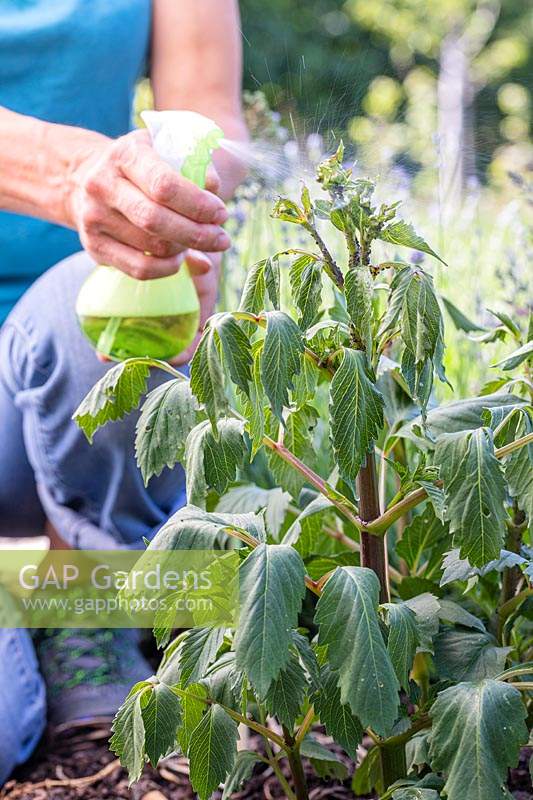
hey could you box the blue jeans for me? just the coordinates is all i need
[0,252,187,783]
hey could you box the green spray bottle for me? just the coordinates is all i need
[76,110,224,361]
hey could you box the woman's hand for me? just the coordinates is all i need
[66,129,231,279]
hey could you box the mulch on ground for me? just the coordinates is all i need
[2,726,531,800]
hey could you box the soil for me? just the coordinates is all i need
[1,726,531,800]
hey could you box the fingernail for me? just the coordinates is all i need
[214,207,229,225]
[216,232,231,249]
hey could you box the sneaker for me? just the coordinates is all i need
[34,628,152,730]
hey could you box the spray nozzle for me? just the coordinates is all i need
[141,110,224,188]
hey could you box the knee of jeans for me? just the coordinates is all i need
[0,631,46,784]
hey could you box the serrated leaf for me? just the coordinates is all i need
[282,494,334,547]
[213,313,252,396]
[260,311,304,421]
[239,259,266,317]
[190,325,228,431]
[403,593,441,654]
[292,631,321,693]
[290,255,323,330]
[73,360,150,442]
[315,566,400,735]
[242,340,266,457]
[110,684,151,784]
[142,682,181,766]
[434,630,511,682]
[234,543,306,697]
[397,393,526,448]
[396,505,449,576]
[379,266,447,412]
[492,340,533,371]
[221,750,258,799]
[435,428,506,567]
[185,419,246,507]
[177,627,226,686]
[188,705,238,800]
[264,651,307,728]
[264,256,281,310]
[313,663,363,758]
[504,409,533,527]
[428,680,527,800]
[352,745,381,794]
[135,379,199,484]
[345,267,373,352]
[383,603,420,690]
[268,405,318,499]
[177,682,208,753]
[330,348,384,481]
[378,220,445,264]
[150,504,265,552]
[216,485,291,539]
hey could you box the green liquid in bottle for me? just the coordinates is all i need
[79,311,200,361]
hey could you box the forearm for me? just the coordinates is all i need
[0,106,107,227]
[151,0,248,199]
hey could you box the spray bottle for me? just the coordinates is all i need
[76,110,224,361]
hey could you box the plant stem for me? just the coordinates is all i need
[498,507,526,642]
[357,450,390,603]
[283,726,309,800]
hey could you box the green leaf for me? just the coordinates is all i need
[292,354,319,409]
[492,339,533,371]
[300,736,348,780]
[142,682,182,767]
[188,705,238,800]
[177,626,226,686]
[352,745,381,794]
[329,348,384,481]
[190,325,228,431]
[397,393,527,448]
[135,379,199,484]
[216,485,291,539]
[213,313,253,396]
[429,680,528,800]
[313,663,363,758]
[264,651,307,728]
[264,256,281,310]
[403,593,441,654]
[393,789,440,800]
[177,682,208,753]
[260,310,304,421]
[434,428,507,566]
[503,409,533,527]
[73,359,150,442]
[379,266,447,412]
[315,566,400,736]
[221,750,259,799]
[434,630,512,682]
[438,599,485,632]
[150,504,265,552]
[234,543,306,697]
[239,259,266,318]
[110,684,151,784]
[290,254,323,330]
[282,494,334,547]
[378,220,445,264]
[383,603,420,690]
[267,404,318,498]
[242,340,266,457]
[345,267,373,352]
[185,419,246,507]
[396,506,449,576]
[441,296,485,333]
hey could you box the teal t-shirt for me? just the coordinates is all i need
[0,0,151,321]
